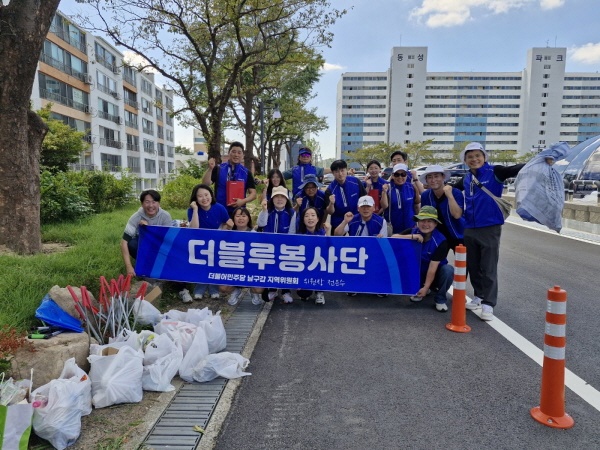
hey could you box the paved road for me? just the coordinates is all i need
[214,223,600,449]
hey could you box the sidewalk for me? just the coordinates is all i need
[506,213,600,244]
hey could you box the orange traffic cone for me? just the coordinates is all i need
[530,286,574,429]
[446,244,470,333]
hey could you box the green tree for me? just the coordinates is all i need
[0,0,61,254]
[403,140,436,166]
[78,0,345,161]
[37,105,88,173]
[175,145,193,155]
[343,143,403,169]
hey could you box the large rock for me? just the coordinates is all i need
[9,332,93,390]
[48,285,98,322]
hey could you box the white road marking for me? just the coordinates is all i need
[450,287,600,412]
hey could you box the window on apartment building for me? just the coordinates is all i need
[544,65,551,69]
[543,74,550,79]
[126,134,139,151]
[124,110,138,128]
[123,66,137,86]
[542,93,548,97]
[542,102,547,107]
[407,83,413,88]
[540,121,546,126]
[38,73,90,112]
[141,98,153,115]
[142,118,154,135]
[406,93,412,97]
[406,102,412,107]
[405,130,410,135]
[100,153,121,171]
[539,130,545,135]
[405,112,412,116]
[145,158,157,173]
[543,83,549,88]
[96,71,118,96]
[405,121,411,126]
[95,43,118,72]
[544,56,551,60]
[141,79,153,96]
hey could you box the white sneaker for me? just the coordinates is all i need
[409,295,422,302]
[315,292,325,305]
[435,302,448,312]
[481,304,494,321]
[267,291,278,301]
[193,293,203,300]
[465,296,482,310]
[210,293,220,299]
[227,288,242,306]
[282,292,294,304]
[251,293,262,305]
[179,289,193,303]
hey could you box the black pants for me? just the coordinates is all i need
[464,225,502,307]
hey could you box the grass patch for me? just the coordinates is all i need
[0,203,186,331]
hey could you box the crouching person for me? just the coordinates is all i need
[392,205,454,312]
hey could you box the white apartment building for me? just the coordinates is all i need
[337,46,600,160]
[31,10,176,191]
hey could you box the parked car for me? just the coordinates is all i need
[443,162,468,178]
[323,173,334,185]
[353,170,367,181]
[382,167,393,180]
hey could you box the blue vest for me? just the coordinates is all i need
[264,208,295,234]
[347,214,384,236]
[421,189,465,240]
[216,162,250,209]
[413,228,448,281]
[463,163,504,228]
[386,182,416,234]
[301,228,327,236]
[328,176,364,229]
[298,190,327,217]
[292,164,317,196]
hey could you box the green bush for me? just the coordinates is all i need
[161,174,201,209]
[40,170,93,222]
[86,171,136,213]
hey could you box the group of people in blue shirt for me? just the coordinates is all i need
[122,140,529,321]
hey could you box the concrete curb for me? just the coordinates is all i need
[197,300,273,449]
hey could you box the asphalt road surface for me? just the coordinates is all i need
[215,222,600,450]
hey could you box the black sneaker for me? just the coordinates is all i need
[346,292,358,297]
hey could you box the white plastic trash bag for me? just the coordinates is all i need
[178,327,210,382]
[185,307,213,325]
[31,378,84,450]
[162,309,188,322]
[154,320,197,356]
[142,335,183,392]
[193,352,251,382]
[0,403,33,450]
[132,298,162,326]
[58,358,92,416]
[88,345,144,408]
[196,311,227,354]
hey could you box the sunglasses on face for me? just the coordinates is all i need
[393,172,408,177]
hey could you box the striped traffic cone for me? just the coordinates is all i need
[446,244,470,333]
[530,285,574,429]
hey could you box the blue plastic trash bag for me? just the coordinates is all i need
[514,142,569,233]
[35,294,84,332]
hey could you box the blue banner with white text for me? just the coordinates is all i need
[136,226,421,295]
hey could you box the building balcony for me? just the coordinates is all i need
[39,88,88,113]
[100,138,123,149]
[124,98,139,109]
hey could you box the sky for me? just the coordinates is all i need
[56,0,600,160]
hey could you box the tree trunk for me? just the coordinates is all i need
[0,0,60,254]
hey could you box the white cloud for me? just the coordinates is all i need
[569,43,600,65]
[122,50,157,73]
[540,0,565,10]
[410,0,563,28]
[322,62,345,72]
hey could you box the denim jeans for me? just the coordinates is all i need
[433,264,454,304]
[193,283,219,297]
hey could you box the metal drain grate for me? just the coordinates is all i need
[141,298,263,449]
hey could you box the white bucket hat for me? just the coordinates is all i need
[418,165,451,184]
[460,142,488,162]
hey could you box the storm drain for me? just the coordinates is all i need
[141,296,263,450]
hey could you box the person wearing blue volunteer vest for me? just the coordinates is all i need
[419,165,465,251]
[283,147,325,197]
[385,163,421,234]
[187,184,233,301]
[257,185,297,304]
[363,159,389,214]
[294,173,327,219]
[389,150,425,194]
[334,195,388,237]
[324,159,367,230]
[392,205,454,312]
[202,141,257,213]
[452,142,525,321]
[335,195,388,298]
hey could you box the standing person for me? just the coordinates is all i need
[283,147,324,197]
[257,186,297,304]
[296,207,331,305]
[223,207,264,306]
[120,190,192,301]
[202,141,257,213]
[324,159,367,230]
[363,159,389,215]
[452,142,526,321]
[419,165,465,251]
[392,206,454,312]
[389,150,425,194]
[262,168,291,203]
[385,163,421,234]
[294,174,327,219]
[187,184,234,301]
